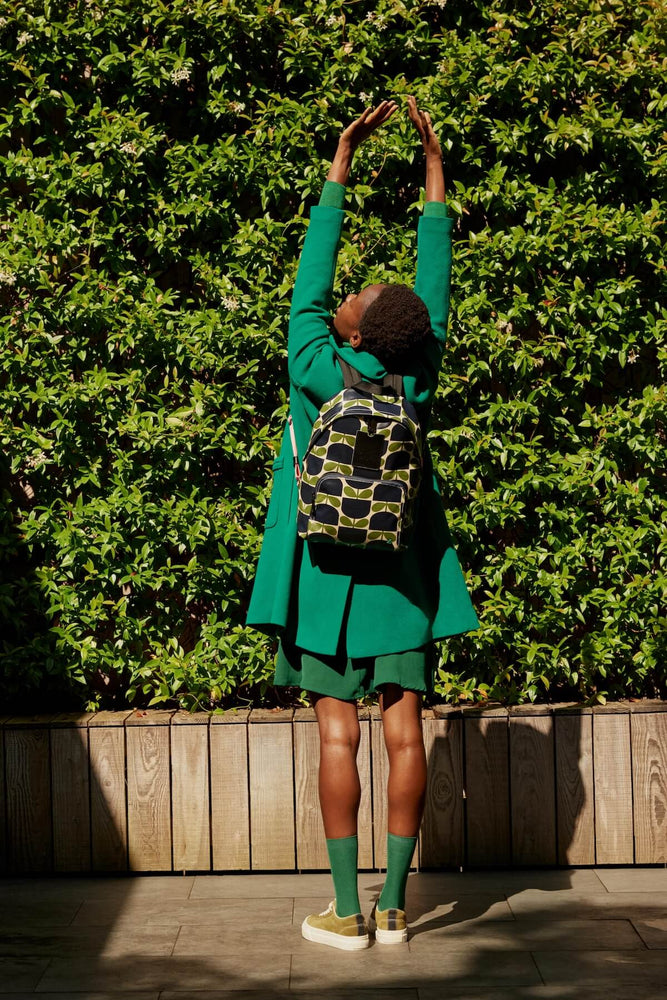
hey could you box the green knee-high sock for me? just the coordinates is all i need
[378,832,418,911]
[325,834,361,917]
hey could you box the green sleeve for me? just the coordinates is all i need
[423,201,450,218]
[319,181,346,209]
[287,204,345,390]
[413,213,455,348]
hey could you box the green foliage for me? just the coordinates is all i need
[1,0,665,711]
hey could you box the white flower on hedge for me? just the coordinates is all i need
[120,140,137,155]
[405,36,416,49]
[170,66,191,83]
[627,348,638,364]
[17,31,33,46]
[0,17,7,28]
[229,101,246,113]
[359,92,373,104]
[221,295,240,311]
[365,11,387,29]
[430,0,448,8]
[325,14,342,27]
[0,269,16,285]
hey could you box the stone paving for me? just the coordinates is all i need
[0,867,665,998]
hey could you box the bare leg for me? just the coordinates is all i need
[309,692,361,838]
[378,683,427,836]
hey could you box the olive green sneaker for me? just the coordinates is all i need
[368,899,409,944]
[301,899,370,950]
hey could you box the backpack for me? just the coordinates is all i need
[289,358,423,552]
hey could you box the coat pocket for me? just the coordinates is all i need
[264,456,284,529]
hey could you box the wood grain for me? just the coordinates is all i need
[593,713,633,864]
[510,714,556,865]
[555,713,595,864]
[464,712,510,866]
[294,715,327,870]
[357,716,373,869]
[421,716,463,867]
[89,716,128,872]
[51,724,90,872]
[126,717,172,871]
[2,706,665,873]
[371,709,390,869]
[4,723,52,872]
[210,714,250,870]
[248,717,294,869]
[631,712,667,863]
[171,713,211,872]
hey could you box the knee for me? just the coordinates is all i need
[384,731,424,756]
[320,723,360,755]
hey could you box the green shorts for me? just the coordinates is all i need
[274,637,437,702]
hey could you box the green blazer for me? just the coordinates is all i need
[246,184,480,657]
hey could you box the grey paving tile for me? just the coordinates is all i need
[1,995,159,1000]
[191,873,338,898]
[289,946,414,987]
[631,917,667,949]
[533,949,667,985]
[190,872,437,900]
[173,921,301,955]
[594,868,667,893]
[0,923,179,958]
[35,955,291,992]
[405,869,605,895]
[0,957,51,992]
[507,890,667,921]
[418,988,667,1000]
[0,875,194,900]
[407,918,644,951]
[290,948,542,988]
[0,901,84,929]
[70,896,292,927]
[161,993,418,1000]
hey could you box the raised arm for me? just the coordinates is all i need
[408,95,454,349]
[287,101,398,391]
[408,96,446,204]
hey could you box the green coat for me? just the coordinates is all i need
[246,194,480,657]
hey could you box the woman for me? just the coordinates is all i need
[247,96,480,949]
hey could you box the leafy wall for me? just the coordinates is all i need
[1,0,665,711]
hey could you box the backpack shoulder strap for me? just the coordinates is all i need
[382,371,404,395]
[337,356,404,396]
[337,356,363,389]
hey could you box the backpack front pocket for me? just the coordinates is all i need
[304,473,409,549]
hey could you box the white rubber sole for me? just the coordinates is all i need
[301,916,370,950]
[375,924,409,944]
[369,910,409,944]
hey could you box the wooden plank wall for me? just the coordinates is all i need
[0,702,665,875]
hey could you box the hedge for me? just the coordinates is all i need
[0,0,665,713]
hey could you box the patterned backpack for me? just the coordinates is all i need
[289,358,423,552]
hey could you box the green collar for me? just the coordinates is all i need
[329,335,387,381]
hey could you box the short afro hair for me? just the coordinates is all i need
[358,284,432,372]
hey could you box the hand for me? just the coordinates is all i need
[407,95,442,159]
[338,99,399,151]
